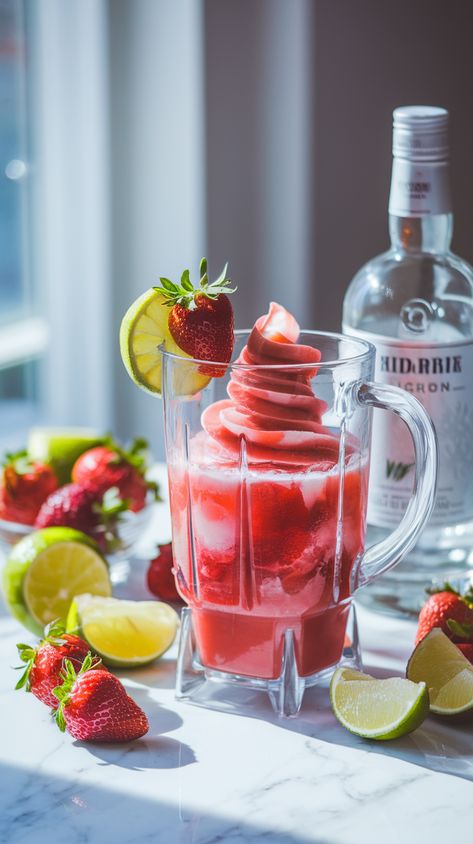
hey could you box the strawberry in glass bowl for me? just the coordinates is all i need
[0,436,159,583]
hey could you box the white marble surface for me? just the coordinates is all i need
[1,467,473,843]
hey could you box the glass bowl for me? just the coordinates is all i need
[0,491,157,584]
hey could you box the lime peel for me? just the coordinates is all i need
[120,288,210,397]
[330,667,429,740]
[2,528,111,636]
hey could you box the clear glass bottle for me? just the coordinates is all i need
[343,106,473,616]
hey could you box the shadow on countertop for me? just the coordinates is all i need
[0,761,321,844]
[171,660,473,783]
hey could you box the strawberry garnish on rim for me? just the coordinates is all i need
[155,258,237,376]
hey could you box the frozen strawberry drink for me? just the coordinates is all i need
[122,262,438,715]
[167,304,369,680]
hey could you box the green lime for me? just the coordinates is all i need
[119,288,209,397]
[407,628,473,717]
[2,527,111,635]
[330,667,429,740]
[27,427,105,484]
[66,594,179,667]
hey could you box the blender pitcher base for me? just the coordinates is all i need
[175,605,362,717]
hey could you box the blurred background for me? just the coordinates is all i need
[1,0,473,458]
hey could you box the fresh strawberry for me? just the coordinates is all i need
[0,451,58,525]
[15,621,105,708]
[34,483,129,550]
[147,543,182,602]
[156,258,236,376]
[72,438,157,513]
[416,584,473,645]
[54,655,149,742]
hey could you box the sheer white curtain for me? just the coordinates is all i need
[31,0,112,429]
[109,0,205,453]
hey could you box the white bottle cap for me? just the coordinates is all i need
[392,106,449,161]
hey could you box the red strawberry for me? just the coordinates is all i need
[15,621,105,708]
[34,483,128,550]
[72,438,156,513]
[54,656,149,742]
[457,643,473,665]
[0,451,58,525]
[156,258,236,376]
[147,543,182,602]
[416,586,473,645]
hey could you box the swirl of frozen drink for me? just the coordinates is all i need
[201,303,340,461]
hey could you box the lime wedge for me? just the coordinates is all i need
[119,288,209,397]
[2,527,111,635]
[330,667,429,740]
[28,427,105,484]
[66,594,179,667]
[407,628,473,716]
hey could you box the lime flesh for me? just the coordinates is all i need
[330,667,429,740]
[119,287,210,397]
[2,527,111,635]
[407,628,473,716]
[67,594,179,667]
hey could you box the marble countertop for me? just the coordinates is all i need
[1,467,473,844]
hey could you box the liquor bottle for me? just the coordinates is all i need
[343,105,473,615]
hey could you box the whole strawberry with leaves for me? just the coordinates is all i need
[54,654,149,742]
[157,258,236,375]
[71,437,158,513]
[0,451,58,525]
[416,582,473,645]
[34,483,129,552]
[15,621,105,708]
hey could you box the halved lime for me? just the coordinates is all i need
[2,527,111,635]
[119,288,209,397]
[28,427,105,484]
[66,594,179,667]
[407,628,473,717]
[330,667,429,740]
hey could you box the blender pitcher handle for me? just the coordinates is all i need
[354,381,438,589]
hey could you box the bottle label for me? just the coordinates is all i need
[389,158,452,217]
[343,327,473,528]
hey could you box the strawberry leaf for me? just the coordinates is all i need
[15,666,31,690]
[426,581,461,597]
[159,277,178,293]
[154,259,236,309]
[447,619,473,639]
[180,269,193,292]
[146,479,161,501]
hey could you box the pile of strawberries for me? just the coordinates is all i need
[16,622,148,742]
[416,582,473,662]
[0,437,157,552]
